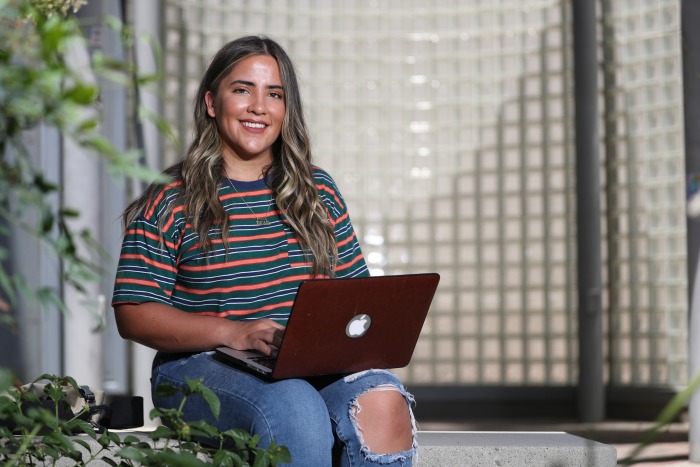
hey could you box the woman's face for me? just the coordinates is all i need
[205,54,285,166]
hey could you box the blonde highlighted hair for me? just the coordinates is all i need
[123,35,338,276]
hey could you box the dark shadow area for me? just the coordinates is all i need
[410,385,680,423]
[621,455,688,464]
[0,218,20,377]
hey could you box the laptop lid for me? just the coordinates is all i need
[216,273,440,379]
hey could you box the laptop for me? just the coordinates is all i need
[215,273,440,379]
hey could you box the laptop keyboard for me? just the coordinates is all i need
[251,355,276,370]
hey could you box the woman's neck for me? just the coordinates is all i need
[224,157,271,182]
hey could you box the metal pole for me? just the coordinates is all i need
[572,0,605,422]
[9,125,63,380]
[61,43,104,388]
[91,0,130,396]
[130,0,162,427]
[682,0,700,461]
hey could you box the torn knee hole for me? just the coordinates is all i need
[352,386,414,454]
[352,385,403,420]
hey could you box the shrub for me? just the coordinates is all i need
[0,374,291,466]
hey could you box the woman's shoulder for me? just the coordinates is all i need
[311,165,349,212]
[139,178,185,223]
[311,165,339,189]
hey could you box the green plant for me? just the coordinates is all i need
[0,374,291,466]
[0,374,102,465]
[0,0,166,321]
[616,369,700,465]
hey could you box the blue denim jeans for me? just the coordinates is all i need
[151,351,417,466]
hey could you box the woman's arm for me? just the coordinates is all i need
[114,302,285,355]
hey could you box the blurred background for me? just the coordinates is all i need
[0,0,692,437]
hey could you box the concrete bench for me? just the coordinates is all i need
[45,430,617,466]
[415,431,617,466]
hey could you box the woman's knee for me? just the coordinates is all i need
[353,385,415,454]
[320,369,417,463]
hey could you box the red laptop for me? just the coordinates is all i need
[215,273,440,379]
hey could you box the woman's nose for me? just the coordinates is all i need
[248,93,265,114]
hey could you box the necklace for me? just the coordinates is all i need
[226,178,273,226]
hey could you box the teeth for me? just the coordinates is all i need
[242,122,265,129]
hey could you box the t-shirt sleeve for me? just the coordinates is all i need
[314,168,370,279]
[111,188,182,307]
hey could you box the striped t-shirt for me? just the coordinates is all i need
[111,167,369,325]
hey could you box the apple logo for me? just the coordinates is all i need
[346,314,372,338]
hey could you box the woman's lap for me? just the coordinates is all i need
[151,351,416,466]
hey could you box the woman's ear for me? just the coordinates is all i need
[204,91,216,118]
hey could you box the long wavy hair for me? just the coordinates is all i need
[122,35,338,276]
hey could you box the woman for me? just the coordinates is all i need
[112,35,417,466]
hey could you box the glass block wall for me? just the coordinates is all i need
[600,0,687,387]
[158,0,687,388]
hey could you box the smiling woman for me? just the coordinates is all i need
[111,35,418,466]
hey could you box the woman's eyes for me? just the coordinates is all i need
[232,88,283,99]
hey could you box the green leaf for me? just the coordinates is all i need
[120,434,143,445]
[63,82,98,105]
[185,377,221,420]
[102,428,122,446]
[68,418,97,437]
[43,430,79,452]
[33,174,59,193]
[0,368,14,393]
[150,424,176,440]
[39,208,54,233]
[212,449,240,467]
[188,419,220,439]
[222,428,258,449]
[111,161,170,184]
[76,117,99,132]
[42,445,62,460]
[72,438,93,451]
[137,105,179,146]
[154,381,180,398]
[252,452,271,467]
[270,443,291,464]
[103,458,121,467]
[116,445,147,462]
[60,208,80,218]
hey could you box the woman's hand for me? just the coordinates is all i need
[226,318,286,356]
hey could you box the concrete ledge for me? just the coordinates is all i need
[39,430,617,466]
[416,431,617,467]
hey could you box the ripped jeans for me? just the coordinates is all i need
[151,351,417,466]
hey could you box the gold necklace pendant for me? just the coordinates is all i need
[226,178,273,226]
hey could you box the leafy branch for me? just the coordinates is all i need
[0,0,170,321]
